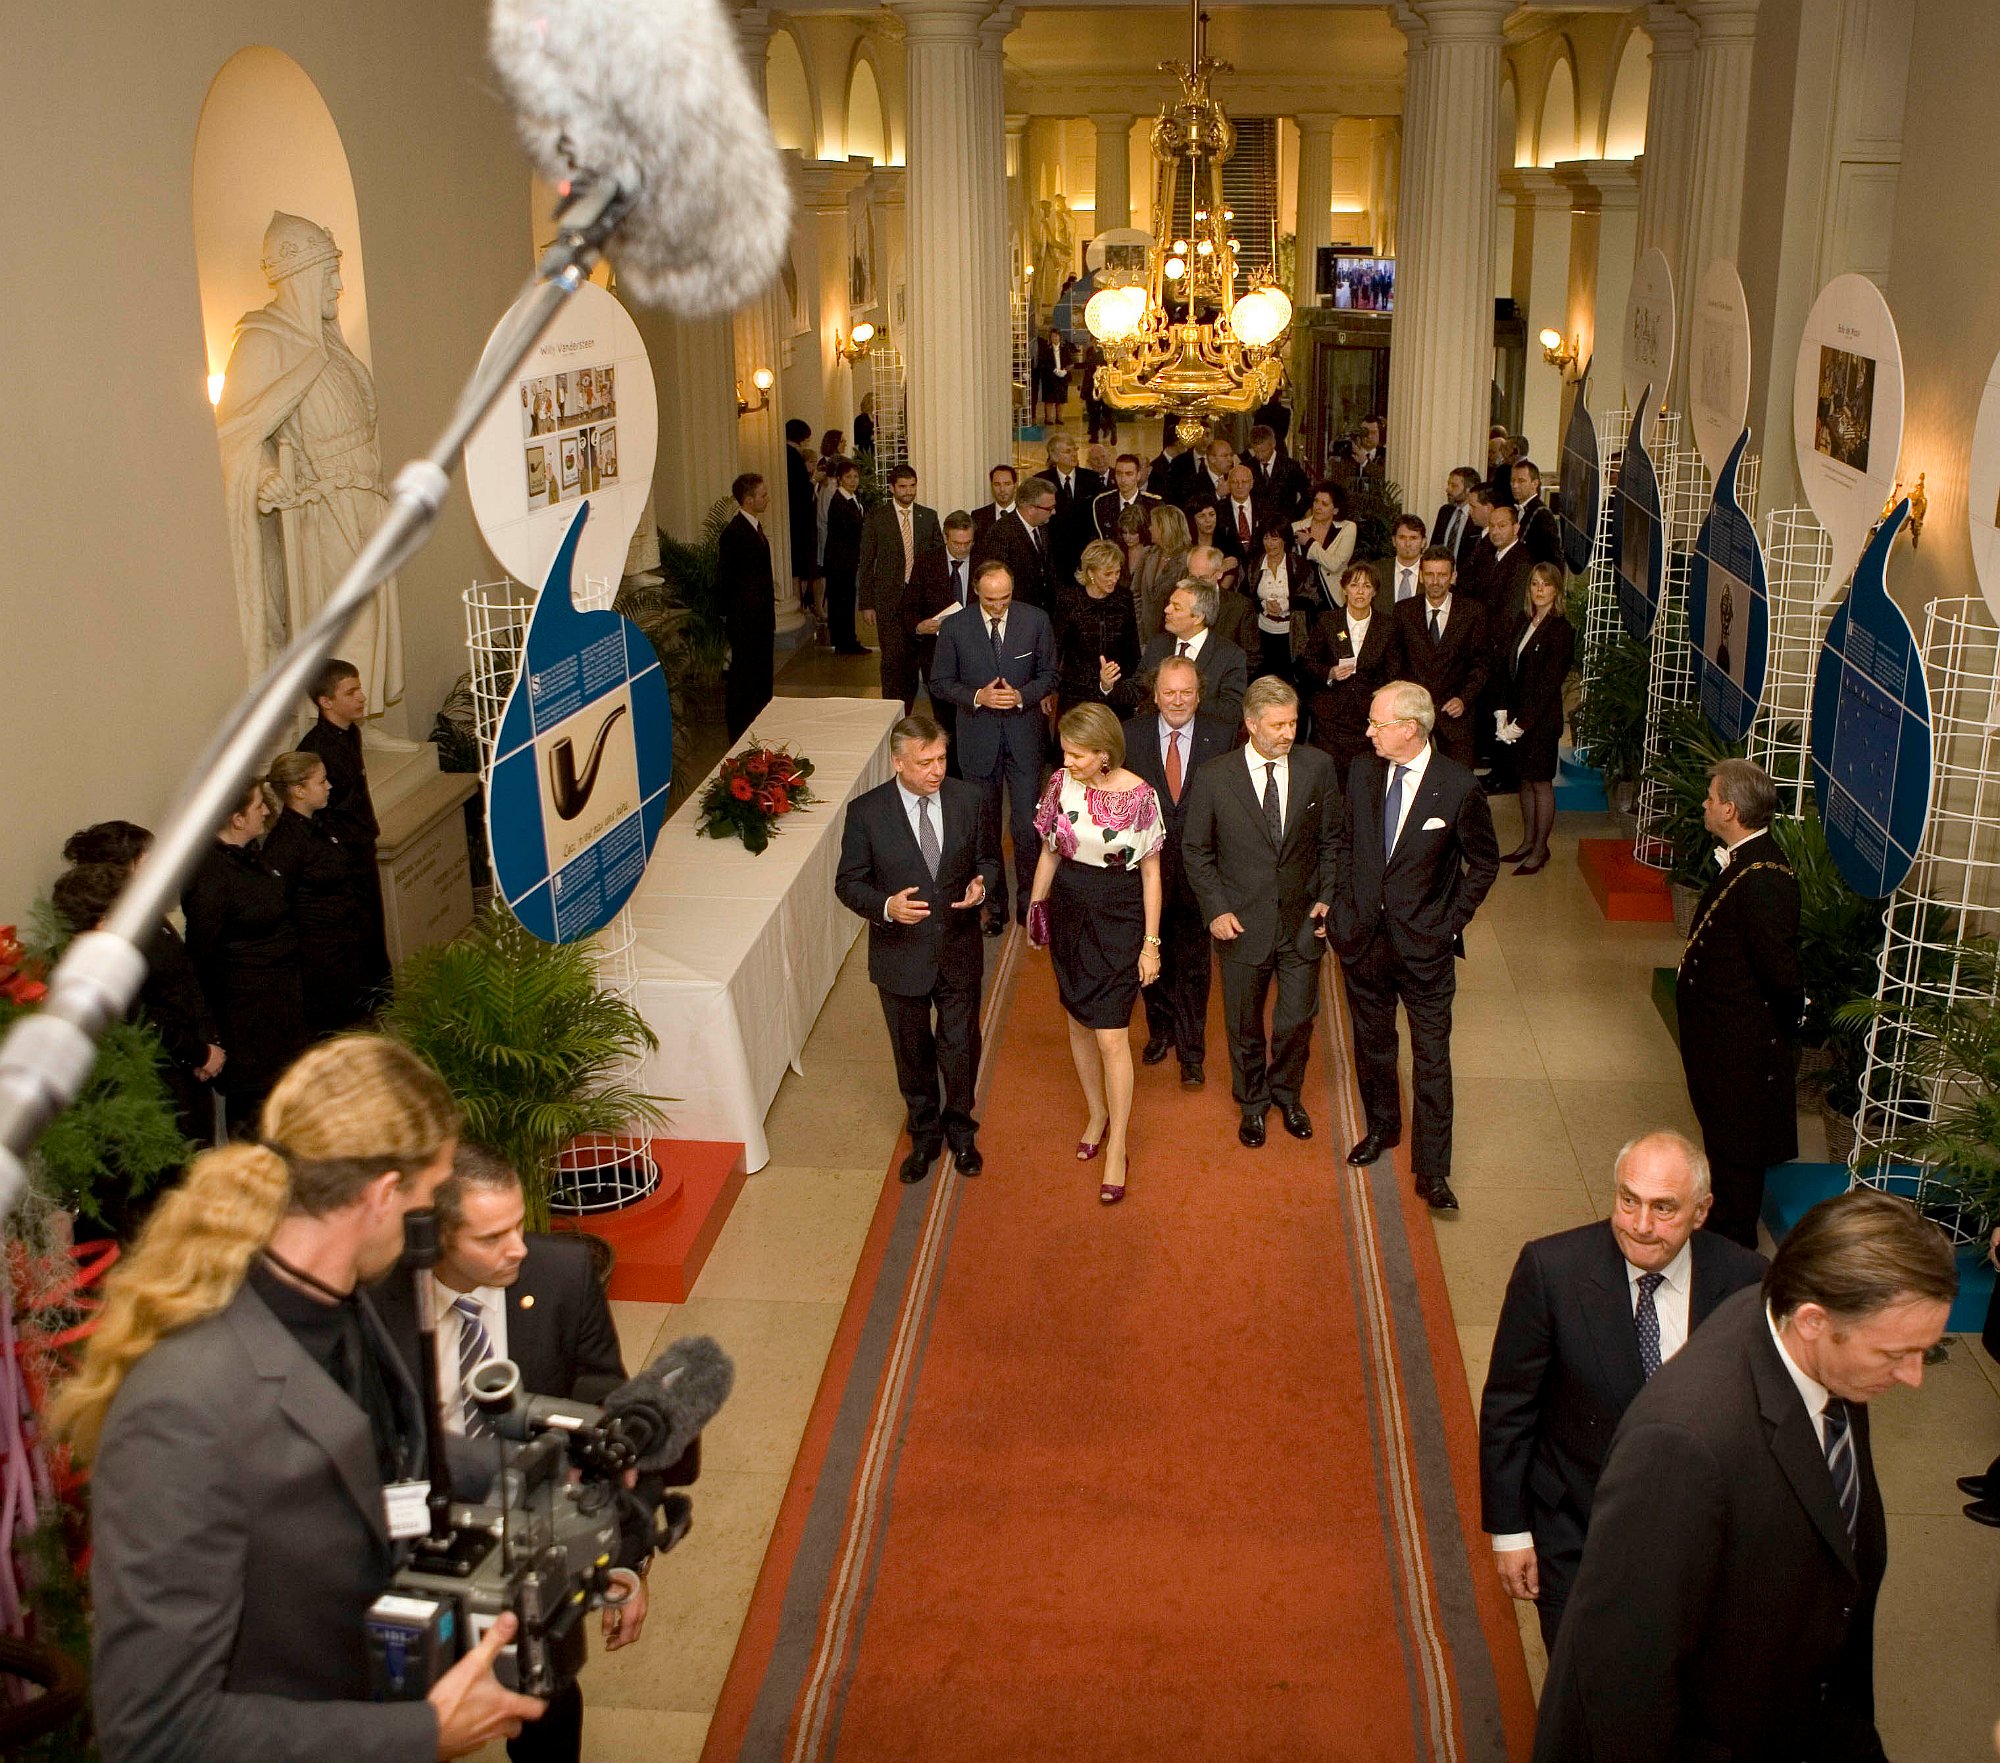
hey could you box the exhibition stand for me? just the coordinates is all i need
[1576,836,1673,921]
[625,696,903,1173]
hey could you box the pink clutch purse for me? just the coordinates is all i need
[1026,901,1051,949]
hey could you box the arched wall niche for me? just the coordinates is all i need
[1538,49,1578,167]
[1499,72,1520,169]
[846,55,887,165]
[1603,25,1652,159]
[766,28,818,155]
[192,45,371,390]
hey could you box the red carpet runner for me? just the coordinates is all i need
[701,933,1537,1762]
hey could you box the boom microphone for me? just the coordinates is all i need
[489,0,793,315]
[600,1334,736,1474]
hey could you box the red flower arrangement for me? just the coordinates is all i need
[696,738,820,854]
[0,926,46,1007]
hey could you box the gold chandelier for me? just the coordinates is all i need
[1083,0,1293,443]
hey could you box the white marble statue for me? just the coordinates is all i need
[216,212,404,717]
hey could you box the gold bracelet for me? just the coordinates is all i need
[1144,935,1161,946]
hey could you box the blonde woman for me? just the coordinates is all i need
[1026,704,1165,1204]
[1055,538,1141,715]
[1132,501,1192,639]
[57,1035,545,1759]
[262,750,381,1032]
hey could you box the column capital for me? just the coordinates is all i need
[798,157,874,210]
[891,0,994,44]
[1389,2,1427,50]
[1644,2,1700,56]
[731,5,775,64]
[1498,166,1568,208]
[1552,158,1640,210]
[1410,0,1512,43]
[1295,111,1342,139]
[979,4,1019,52]
[1681,0,1760,40]
[1088,110,1135,132]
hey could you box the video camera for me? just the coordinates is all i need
[365,1215,733,1703]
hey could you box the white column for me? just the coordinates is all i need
[1369,118,1402,258]
[1293,112,1340,310]
[894,0,994,513]
[1634,4,1699,267]
[1385,4,1430,481]
[978,9,1018,472]
[1555,160,1639,411]
[1502,168,1573,463]
[641,311,739,543]
[1390,0,1511,513]
[1090,113,1133,233]
[1675,0,1761,408]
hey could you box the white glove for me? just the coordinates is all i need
[1496,718,1524,745]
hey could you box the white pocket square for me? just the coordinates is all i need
[1422,816,1448,831]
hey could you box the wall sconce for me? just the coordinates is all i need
[835,321,876,365]
[1538,328,1579,376]
[1881,471,1928,547]
[207,371,226,407]
[736,365,774,417]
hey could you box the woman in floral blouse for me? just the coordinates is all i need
[1026,703,1164,1204]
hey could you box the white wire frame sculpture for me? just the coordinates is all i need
[865,333,909,477]
[1746,506,1833,818]
[1574,400,1631,755]
[1844,597,2000,1242]
[463,572,662,1214]
[1012,289,1034,438]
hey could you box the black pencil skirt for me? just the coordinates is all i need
[1049,858,1144,1029]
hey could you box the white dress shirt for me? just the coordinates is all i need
[1158,714,1196,772]
[1168,625,1209,663]
[1255,558,1292,634]
[1383,738,1433,852]
[1228,497,1258,543]
[1490,1239,1697,1552]
[1345,611,1373,653]
[1768,1305,1836,1449]
[1245,742,1290,826]
[1443,504,1468,554]
[1419,592,1453,637]
[432,1277,509,1434]
[885,780,947,918]
[1393,560,1420,602]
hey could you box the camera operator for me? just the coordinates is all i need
[371,1142,648,1763]
[55,1035,546,1763]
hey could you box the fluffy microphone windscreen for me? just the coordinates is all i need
[490,0,792,315]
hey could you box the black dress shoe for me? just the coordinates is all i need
[1965,1499,2000,1528]
[1498,845,1531,863]
[951,1141,983,1176]
[1278,1103,1313,1140]
[1238,1109,1268,1149]
[1180,1061,1205,1090]
[1513,856,1548,876]
[1958,1474,1992,1499]
[1142,1034,1174,1066]
[1418,1174,1461,1211]
[899,1144,938,1184]
[1347,1131,1395,1167]
[983,916,1006,938]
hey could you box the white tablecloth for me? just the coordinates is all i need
[626,697,902,1170]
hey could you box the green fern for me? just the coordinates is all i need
[380,905,664,1229]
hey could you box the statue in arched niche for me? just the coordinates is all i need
[216,212,404,718]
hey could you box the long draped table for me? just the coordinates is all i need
[624,696,902,1171]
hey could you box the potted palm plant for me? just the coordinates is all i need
[1639,706,1744,934]
[1572,633,1649,828]
[381,905,665,1233]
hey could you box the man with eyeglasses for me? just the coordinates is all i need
[1326,680,1498,1209]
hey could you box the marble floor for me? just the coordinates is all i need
[519,645,2000,1761]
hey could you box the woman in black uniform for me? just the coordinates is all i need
[1498,560,1578,874]
[262,751,381,1032]
[181,778,308,1135]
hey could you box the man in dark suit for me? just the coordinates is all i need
[1139,578,1251,726]
[1246,425,1310,521]
[835,714,999,1183]
[1124,656,1234,1088]
[1093,452,1162,542]
[1429,465,1482,560]
[1480,1130,1767,1649]
[1385,547,1491,767]
[1182,676,1341,1148]
[858,463,943,710]
[1031,433,1104,583]
[930,560,1058,933]
[1215,461,1265,569]
[371,1145,639,1763]
[971,464,1019,539]
[1459,496,1532,624]
[971,476,1055,609]
[1677,758,1802,1248]
[821,457,867,655]
[298,657,391,1000]
[1187,546,1258,657]
[1329,679,1499,1208]
[1147,433,1191,500]
[1533,1188,1957,1763]
[907,511,978,762]
[1511,458,1565,569]
[719,471,778,740]
[786,417,820,602]
[1179,434,1236,509]
[1333,414,1387,488]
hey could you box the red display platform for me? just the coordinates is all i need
[555,1138,745,1303]
[1576,836,1674,922]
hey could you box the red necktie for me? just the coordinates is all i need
[1237,505,1251,546]
[1165,729,1184,804]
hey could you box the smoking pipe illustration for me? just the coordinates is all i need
[547,704,629,820]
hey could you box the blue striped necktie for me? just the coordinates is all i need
[1822,1398,1860,1543]
[453,1294,494,1438]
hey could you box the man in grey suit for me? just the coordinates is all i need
[859,463,942,711]
[87,1077,542,1761]
[930,560,1058,935]
[1181,675,1342,1148]
[1137,579,1250,726]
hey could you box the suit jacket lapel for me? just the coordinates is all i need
[1579,1227,1646,1400]
[1230,754,1279,850]
[1386,767,1447,872]
[1751,1323,1860,1579]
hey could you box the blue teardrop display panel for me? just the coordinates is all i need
[1689,430,1770,743]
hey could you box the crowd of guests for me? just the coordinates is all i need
[48,658,391,1152]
